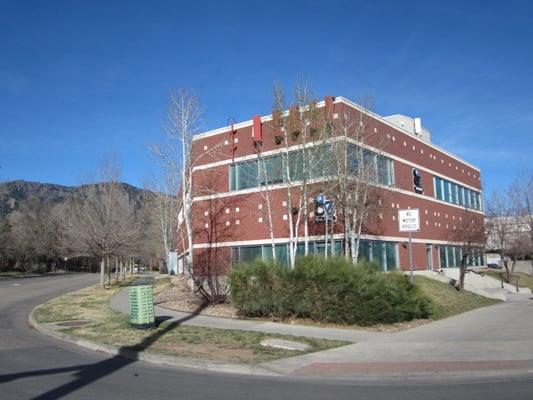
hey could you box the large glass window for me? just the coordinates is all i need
[433,177,482,210]
[438,245,483,268]
[357,240,397,271]
[443,181,450,202]
[372,242,385,270]
[347,143,359,173]
[347,144,394,187]
[451,183,458,204]
[230,144,394,192]
[435,177,443,200]
[232,239,397,271]
[230,160,258,190]
[240,246,262,263]
[358,240,371,262]
[459,187,465,206]
[439,246,447,268]
[386,242,397,271]
[455,247,462,267]
[259,155,284,185]
[377,155,393,186]
[288,151,304,181]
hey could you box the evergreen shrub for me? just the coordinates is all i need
[229,256,432,325]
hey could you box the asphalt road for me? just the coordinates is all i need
[1,273,532,400]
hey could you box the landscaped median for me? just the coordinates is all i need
[30,277,349,368]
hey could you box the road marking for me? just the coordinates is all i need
[12,283,21,286]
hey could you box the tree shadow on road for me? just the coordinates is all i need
[0,303,207,400]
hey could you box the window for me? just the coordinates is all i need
[446,246,455,267]
[372,242,385,270]
[259,155,284,185]
[288,151,304,181]
[433,177,482,210]
[232,240,397,270]
[435,177,443,200]
[347,144,359,173]
[443,181,450,202]
[472,191,478,210]
[347,144,394,186]
[459,187,465,206]
[230,143,394,192]
[230,160,258,191]
[439,246,447,268]
[386,242,397,271]
[377,155,393,186]
[359,240,371,262]
[357,240,397,271]
[438,245,483,268]
[239,246,262,263]
[451,183,458,204]
[455,247,462,267]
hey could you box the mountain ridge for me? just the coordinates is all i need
[0,179,152,218]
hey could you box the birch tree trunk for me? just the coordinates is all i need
[100,258,105,289]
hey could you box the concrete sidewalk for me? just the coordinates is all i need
[110,276,533,379]
[110,279,382,343]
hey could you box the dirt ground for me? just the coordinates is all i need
[154,275,239,319]
[153,276,431,332]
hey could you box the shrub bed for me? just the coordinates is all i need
[229,256,432,326]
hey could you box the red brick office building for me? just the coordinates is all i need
[175,96,485,273]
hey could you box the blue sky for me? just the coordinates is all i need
[0,0,531,196]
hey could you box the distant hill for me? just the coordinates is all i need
[0,180,153,219]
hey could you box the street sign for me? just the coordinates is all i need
[398,208,420,284]
[398,209,420,232]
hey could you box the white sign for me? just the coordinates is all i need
[399,209,420,232]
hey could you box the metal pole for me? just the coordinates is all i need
[325,216,328,259]
[408,230,414,284]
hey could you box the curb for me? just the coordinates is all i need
[28,306,280,378]
[28,307,533,383]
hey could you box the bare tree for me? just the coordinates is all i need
[326,97,391,263]
[143,173,181,271]
[188,170,233,304]
[509,171,533,254]
[450,207,486,290]
[151,88,231,301]
[486,173,533,281]
[0,213,12,271]
[155,89,202,271]
[61,157,140,288]
[7,196,62,272]
[270,82,330,267]
[256,149,280,260]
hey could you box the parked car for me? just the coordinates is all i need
[487,263,500,269]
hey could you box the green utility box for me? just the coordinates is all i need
[129,285,155,329]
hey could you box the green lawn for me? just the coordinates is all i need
[483,270,533,290]
[414,276,501,320]
[0,271,25,278]
[34,278,348,364]
[152,276,172,295]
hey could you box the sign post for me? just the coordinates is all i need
[398,209,420,284]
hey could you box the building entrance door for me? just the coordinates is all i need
[426,244,433,271]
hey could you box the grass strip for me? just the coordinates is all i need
[34,278,349,364]
[483,270,533,290]
[414,276,501,320]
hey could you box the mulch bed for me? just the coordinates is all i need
[153,275,430,332]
